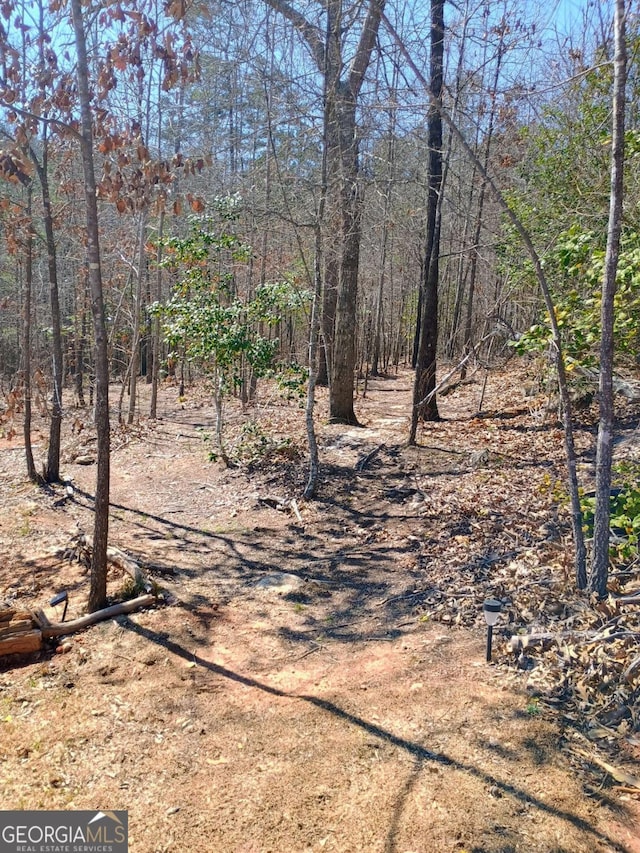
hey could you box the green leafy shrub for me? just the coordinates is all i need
[149,197,310,463]
[581,466,640,565]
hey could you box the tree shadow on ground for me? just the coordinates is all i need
[69,454,571,645]
[69,479,437,642]
[120,617,630,853]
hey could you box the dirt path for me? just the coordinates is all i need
[1,371,639,852]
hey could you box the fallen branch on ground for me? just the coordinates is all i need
[42,593,156,639]
[355,444,385,471]
[573,748,640,789]
[509,629,640,653]
[290,498,303,524]
[614,594,640,606]
[439,377,477,397]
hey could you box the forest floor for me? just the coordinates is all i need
[0,366,640,853]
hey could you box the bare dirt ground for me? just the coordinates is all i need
[1,368,639,853]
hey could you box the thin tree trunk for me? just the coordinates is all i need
[22,184,38,482]
[128,211,147,424]
[590,0,627,598]
[71,0,111,613]
[74,284,87,407]
[304,3,332,498]
[441,1,474,362]
[409,0,444,442]
[40,148,64,483]
[304,223,323,498]
[371,81,397,377]
[150,209,164,419]
[460,31,505,380]
[29,2,64,483]
[318,237,338,388]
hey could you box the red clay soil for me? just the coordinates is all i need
[0,368,639,853]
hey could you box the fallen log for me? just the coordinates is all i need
[0,607,43,659]
[106,545,147,589]
[42,593,156,639]
[0,629,42,656]
[0,619,33,638]
[31,608,52,630]
[0,609,31,623]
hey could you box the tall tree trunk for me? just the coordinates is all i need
[71,0,111,613]
[264,0,385,423]
[409,0,444,443]
[440,1,474,362]
[74,282,87,407]
[150,209,164,420]
[590,0,626,598]
[128,211,147,425]
[329,89,362,424]
[304,221,324,498]
[22,184,38,482]
[460,27,505,380]
[28,1,64,483]
[318,240,338,388]
[371,76,397,377]
[30,138,64,482]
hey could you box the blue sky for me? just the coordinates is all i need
[552,0,590,28]
[549,0,614,34]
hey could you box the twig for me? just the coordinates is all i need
[355,443,386,471]
[413,445,467,456]
[290,498,304,524]
[377,589,429,607]
[582,630,640,645]
[573,748,640,789]
[509,629,640,653]
[614,594,640,606]
[622,654,640,682]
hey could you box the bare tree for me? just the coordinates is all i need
[27,130,65,482]
[264,0,385,425]
[409,0,444,441]
[21,183,38,483]
[590,0,627,598]
[70,0,111,612]
[459,17,506,379]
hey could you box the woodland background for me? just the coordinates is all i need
[0,0,639,606]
